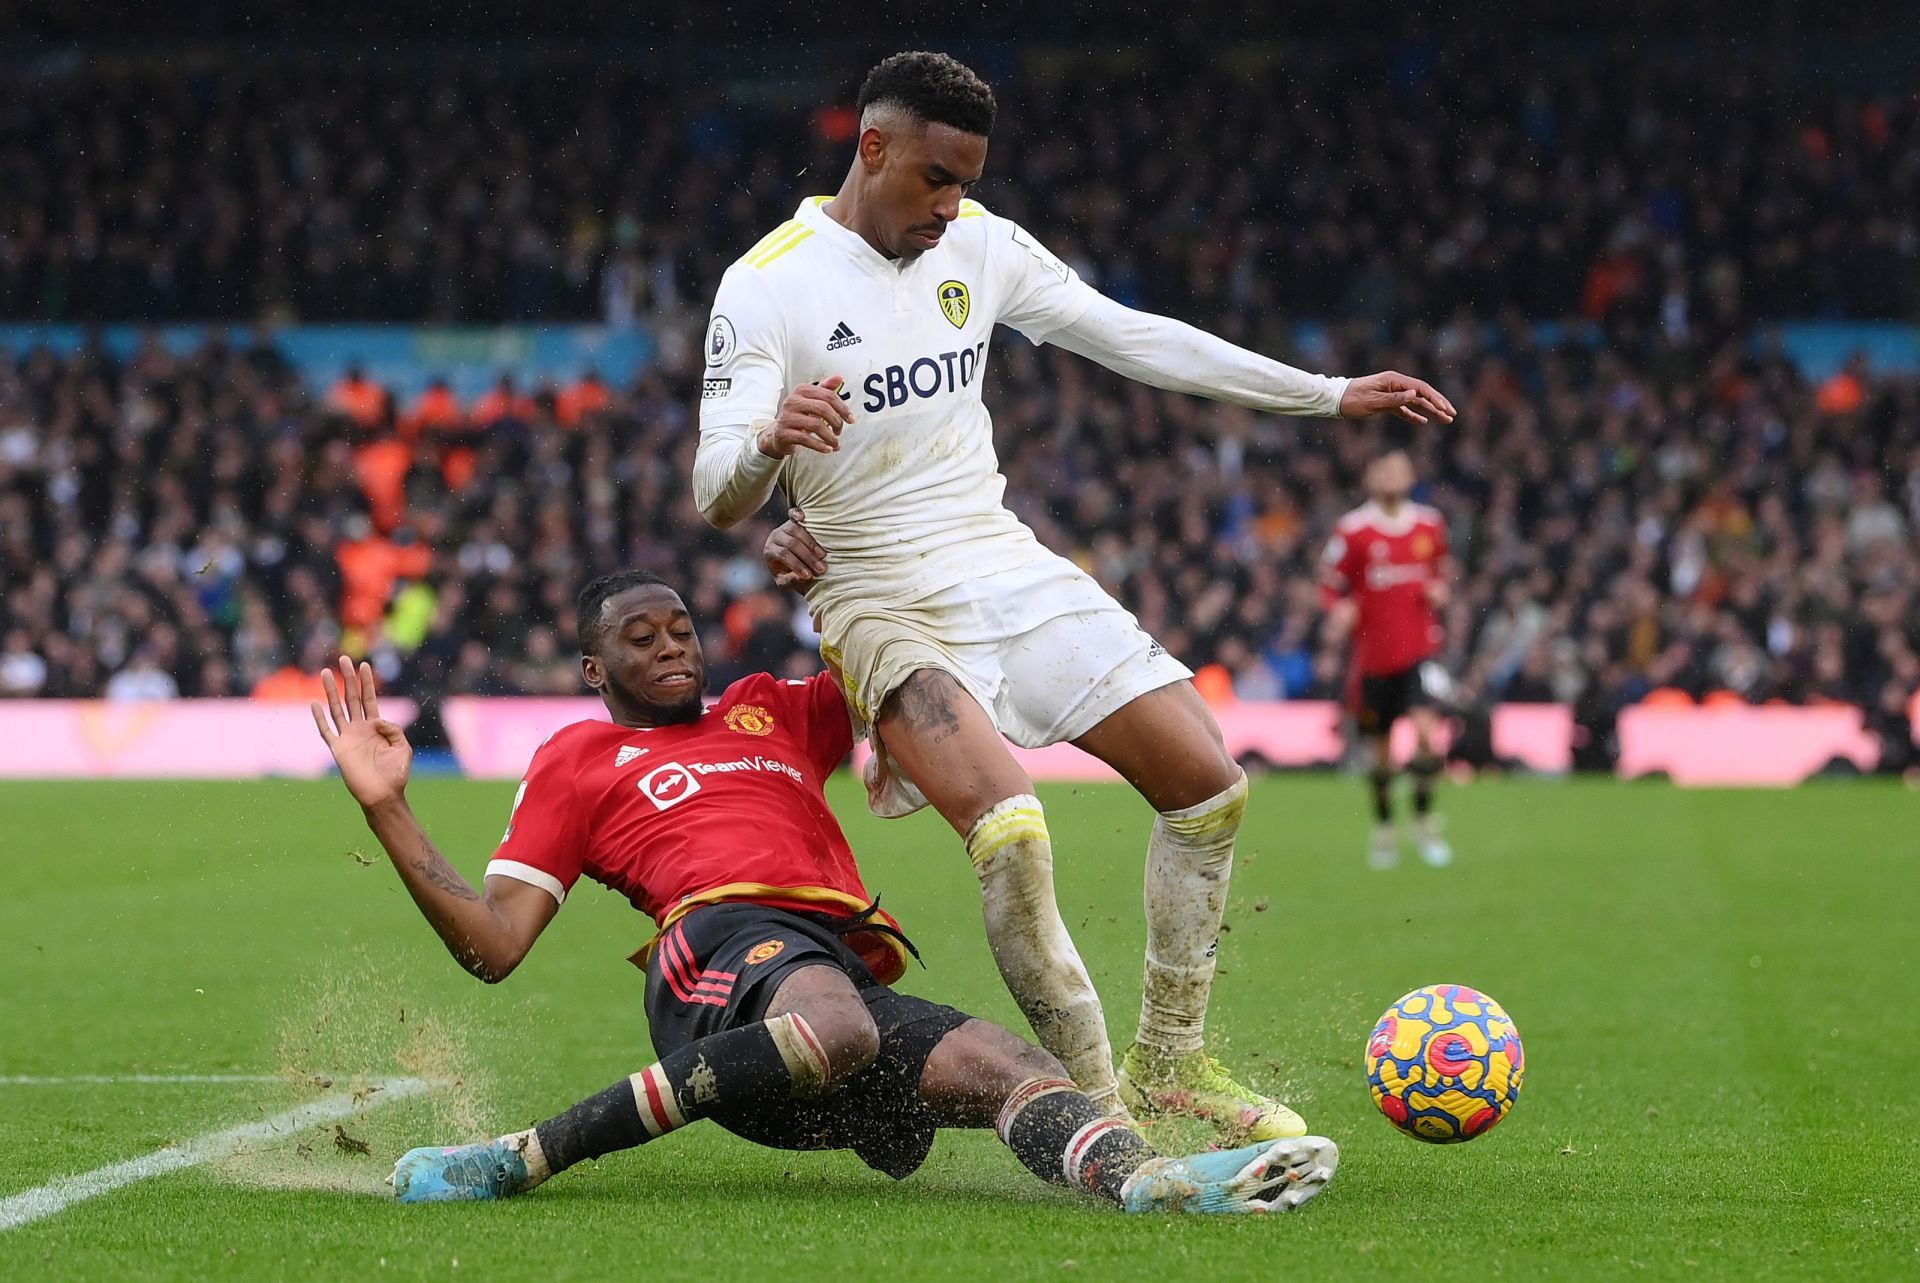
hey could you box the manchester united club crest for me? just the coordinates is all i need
[1412,533,1434,559]
[724,704,775,736]
[937,279,970,329]
[745,939,786,966]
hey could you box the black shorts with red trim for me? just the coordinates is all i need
[644,901,972,1179]
[1352,663,1434,735]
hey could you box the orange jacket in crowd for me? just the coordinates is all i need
[336,535,433,631]
[327,371,388,428]
[471,378,537,426]
[251,665,328,702]
[556,374,611,426]
[405,381,465,438]
[352,437,413,533]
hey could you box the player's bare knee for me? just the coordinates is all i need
[807,1001,881,1086]
[1006,1041,1068,1083]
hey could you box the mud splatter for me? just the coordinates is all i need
[212,959,493,1194]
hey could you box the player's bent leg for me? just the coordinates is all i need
[1069,679,1239,812]
[1071,683,1305,1143]
[878,669,1123,1115]
[392,968,857,1203]
[916,1018,1338,1214]
[917,1017,1156,1204]
[761,961,882,1086]
[1407,707,1451,868]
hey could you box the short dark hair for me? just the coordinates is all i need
[858,51,996,137]
[576,570,673,655]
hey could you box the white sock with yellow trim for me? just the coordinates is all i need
[1136,770,1248,1059]
[965,795,1122,1114]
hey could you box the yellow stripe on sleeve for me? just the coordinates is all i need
[749,227,814,267]
[739,220,801,266]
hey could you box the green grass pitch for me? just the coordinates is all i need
[1,774,1915,1281]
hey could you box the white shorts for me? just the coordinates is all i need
[813,552,1192,754]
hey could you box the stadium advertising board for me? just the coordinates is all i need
[0,700,415,778]
[0,700,1893,783]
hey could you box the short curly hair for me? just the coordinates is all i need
[857,51,997,136]
[576,569,674,656]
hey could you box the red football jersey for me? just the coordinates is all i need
[1320,501,1448,676]
[486,672,905,979]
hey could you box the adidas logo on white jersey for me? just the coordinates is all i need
[614,745,649,768]
[826,321,862,350]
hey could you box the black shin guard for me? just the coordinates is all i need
[1368,766,1395,823]
[1410,753,1441,816]
[534,1012,830,1173]
[995,1077,1156,1204]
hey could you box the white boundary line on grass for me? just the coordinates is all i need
[0,1075,434,1233]
[0,1074,288,1085]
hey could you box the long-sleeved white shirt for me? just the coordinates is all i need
[694,196,1346,607]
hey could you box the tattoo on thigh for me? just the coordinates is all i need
[891,672,963,743]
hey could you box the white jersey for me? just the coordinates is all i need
[697,195,1098,608]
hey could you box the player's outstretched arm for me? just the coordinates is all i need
[1047,293,1454,426]
[310,657,558,982]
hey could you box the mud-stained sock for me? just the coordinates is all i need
[994,1076,1156,1204]
[1136,771,1247,1058]
[966,796,1118,1105]
[531,1012,830,1173]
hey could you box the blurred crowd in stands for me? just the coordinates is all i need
[1,319,1915,770]
[2,46,1917,326]
[0,44,1916,773]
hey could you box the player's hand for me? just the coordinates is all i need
[765,507,828,588]
[311,656,412,812]
[757,376,854,458]
[1426,580,1452,610]
[1325,598,1357,647]
[1339,372,1457,425]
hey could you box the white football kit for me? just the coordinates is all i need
[694,195,1349,793]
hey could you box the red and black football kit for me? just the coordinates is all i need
[488,672,966,1177]
[1321,501,1449,735]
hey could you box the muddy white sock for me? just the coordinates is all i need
[966,795,1120,1108]
[1136,770,1247,1058]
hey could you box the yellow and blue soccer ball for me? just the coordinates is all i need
[1365,983,1524,1143]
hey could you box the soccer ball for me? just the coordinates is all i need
[1365,983,1524,1143]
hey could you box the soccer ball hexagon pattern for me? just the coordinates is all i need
[1366,984,1524,1143]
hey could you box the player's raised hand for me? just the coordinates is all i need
[1339,371,1457,425]
[311,656,412,811]
[765,507,829,588]
[757,376,855,458]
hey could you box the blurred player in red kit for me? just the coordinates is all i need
[1321,450,1454,869]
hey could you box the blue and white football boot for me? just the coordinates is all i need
[391,1139,537,1203]
[1120,1136,1339,1214]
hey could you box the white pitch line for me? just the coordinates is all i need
[0,1074,288,1086]
[0,1075,433,1233]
